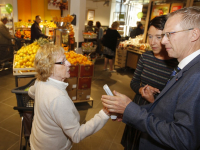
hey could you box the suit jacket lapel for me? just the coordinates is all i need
[149,54,200,111]
[155,71,183,101]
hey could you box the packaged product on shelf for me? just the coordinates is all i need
[118,35,151,52]
[83,32,97,39]
[81,42,97,53]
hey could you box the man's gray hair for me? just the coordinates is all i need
[167,6,200,29]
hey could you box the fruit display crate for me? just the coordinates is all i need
[13,55,36,76]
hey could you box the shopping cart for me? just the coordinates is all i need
[11,78,36,150]
[0,43,16,71]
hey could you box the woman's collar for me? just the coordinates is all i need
[48,77,68,90]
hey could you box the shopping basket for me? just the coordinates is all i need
[11,78,36,150]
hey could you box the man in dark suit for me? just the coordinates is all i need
[101,7,200,150]
[130,23,144,38]
[31,15,48,43]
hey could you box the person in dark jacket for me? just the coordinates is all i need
[130,23,144,38]
[31,15,48,43]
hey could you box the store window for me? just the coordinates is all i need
[113,0,143,36]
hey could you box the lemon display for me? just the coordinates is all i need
[14,41,40,69]
[14,38,49,70]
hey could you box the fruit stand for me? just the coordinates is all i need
[14,21,56,49]
[13,38,94,106]
[114,35,151,70]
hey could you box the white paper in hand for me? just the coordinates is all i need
[103,84,117,119]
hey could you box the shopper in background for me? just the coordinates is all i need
[0,17,14,45]
[121,15,178,150]
[85,20,94,32]
[102,6,200,150]
[95,21,104,57]
[28,44,110,150]
[130,22,144,38]
[31,15,48,43]
[102,21,121,72]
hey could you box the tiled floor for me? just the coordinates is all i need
[0,58,135,150]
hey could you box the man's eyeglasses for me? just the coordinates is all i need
[161,28,194,39]
[55,58,66,65]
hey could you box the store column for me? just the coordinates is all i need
[70,0,86,54]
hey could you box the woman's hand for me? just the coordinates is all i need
[139,86,160,95]
[140,85,155,103]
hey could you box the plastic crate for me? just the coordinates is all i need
[11,78,36,108]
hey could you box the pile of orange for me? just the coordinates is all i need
[15,30,21,38]
[15,30,31,39]
[53,14,74,23]
[65,51,92,65]
[14,42,40,69]
[24,30,31,39]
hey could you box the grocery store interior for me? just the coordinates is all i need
[0,0,199,150]
[0,58,135,150]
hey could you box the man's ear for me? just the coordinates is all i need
[191,28,200,42]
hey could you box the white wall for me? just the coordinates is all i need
[85,1,111,26]
[0,0,13,4]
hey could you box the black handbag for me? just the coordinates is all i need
[103,46,115,56]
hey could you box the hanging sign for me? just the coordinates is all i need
[1,7,8,14]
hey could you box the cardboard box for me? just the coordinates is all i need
[64,77,77,91]
[78,77,92,89]
[67,89,77,101]
[69,65,79,77]
[79,65,94,77]
[77,89,91,100]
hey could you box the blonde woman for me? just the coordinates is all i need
[102,21,121,72]
[28,44,109,150]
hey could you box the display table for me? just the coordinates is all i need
[126,48,144,70]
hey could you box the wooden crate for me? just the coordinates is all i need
[116,49,127,56]
[13,55,36,76]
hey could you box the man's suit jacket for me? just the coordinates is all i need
[123,54,200,150]
[0,21,12,45]
[31,22,47,43]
